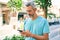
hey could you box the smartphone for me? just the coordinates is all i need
[18,30,23,32]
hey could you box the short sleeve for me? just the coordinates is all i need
[43,19,50,34]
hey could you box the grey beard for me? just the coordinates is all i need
[28,14,34,17]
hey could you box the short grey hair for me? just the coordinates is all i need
[25,2,36,9]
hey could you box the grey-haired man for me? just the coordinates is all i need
[20,2,49,40]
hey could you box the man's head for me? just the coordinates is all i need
[25,2,37,17]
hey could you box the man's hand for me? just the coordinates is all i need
[20,30,49,40]
[20,30,32,37]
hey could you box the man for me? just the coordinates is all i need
[20,2,49,40]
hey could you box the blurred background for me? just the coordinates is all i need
[0,0,60,40]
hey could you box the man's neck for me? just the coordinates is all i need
[32,13,38,20]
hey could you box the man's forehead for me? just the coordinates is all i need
[26,6,33,9]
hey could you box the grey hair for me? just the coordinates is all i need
[25,2,36,9]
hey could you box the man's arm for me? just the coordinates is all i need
[30,33,49,40]
[21,30,49,40]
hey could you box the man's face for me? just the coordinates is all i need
[26,6,36,17]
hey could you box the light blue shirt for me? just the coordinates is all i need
[24,16,49,40]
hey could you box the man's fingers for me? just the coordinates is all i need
[20,32,27,36]
[20,31,26,35]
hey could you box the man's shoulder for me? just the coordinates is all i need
[38,16,48,22]
[25,18,31,22]
[24,18,31,24]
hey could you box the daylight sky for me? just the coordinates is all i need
[0,0,60,9]
[23,0,60,9]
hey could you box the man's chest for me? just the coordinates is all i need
[24,21,44,35]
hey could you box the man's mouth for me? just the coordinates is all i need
[28,14,34,17]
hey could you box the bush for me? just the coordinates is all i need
[3,35,25,40]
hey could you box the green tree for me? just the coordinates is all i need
[7,0,22,10]
[47,13,56,19]
[35,0,51,18]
